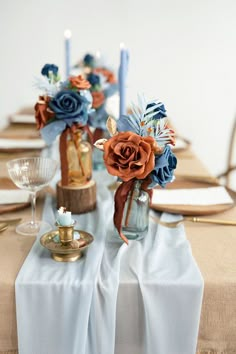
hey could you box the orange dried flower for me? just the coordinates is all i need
[103,131,156,181]
[94,68,116,84]
[69,75,91,90]
[34,96,54,129]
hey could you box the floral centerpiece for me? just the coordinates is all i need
[34,63,94,187]
[95,96,177,244]
[75,53,118,138]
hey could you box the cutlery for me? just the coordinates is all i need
[0,222,9,232]
[150,215,236,228]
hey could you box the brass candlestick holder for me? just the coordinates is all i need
[57,223,74,244]
[40,221,94,262]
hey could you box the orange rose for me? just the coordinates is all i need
[95,68,116,84]
[103,131,155,181]
[91,91,105,109]
[69,75,91,90]
[34,96,54,129]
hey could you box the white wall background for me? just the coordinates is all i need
[1,0,236,175]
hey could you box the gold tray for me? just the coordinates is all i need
[40,229,94,262]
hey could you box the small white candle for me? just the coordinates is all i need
[57,206,72,226]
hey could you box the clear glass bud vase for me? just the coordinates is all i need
[121,180,149,240]
[93,129,110,171]
[67,129,92,186]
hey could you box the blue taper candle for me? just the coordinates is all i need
[118,43,129,118]
[64,29,71,79]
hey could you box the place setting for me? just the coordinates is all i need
[150,177,236,216]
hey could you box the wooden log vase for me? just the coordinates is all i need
[56,179,96,214]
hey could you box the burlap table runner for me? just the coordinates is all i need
[0,201,44,353]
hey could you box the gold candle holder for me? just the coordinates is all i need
[58,224,74,244]
[40,227,94,263]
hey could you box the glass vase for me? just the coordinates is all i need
[93,128,110,171]
[121,180,149,240]
[66,129,92,186]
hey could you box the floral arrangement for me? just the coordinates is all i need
[95,96,177,244]
[34,63,94,185]
[75,53,118,139]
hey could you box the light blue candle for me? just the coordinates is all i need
[57,207,72,226]
[118,43,129,118]
[64,29,71,79]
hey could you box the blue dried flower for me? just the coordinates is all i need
[149,146,177,188]
[145,102,167,120]
[83,54,95,67]
[41,64,59,77]
[48,90,88,125]
[87,73,100,87]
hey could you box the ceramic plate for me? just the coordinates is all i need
[0,177,30,214]
[150,179,236,216]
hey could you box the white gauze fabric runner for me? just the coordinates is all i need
[15,171,204,354]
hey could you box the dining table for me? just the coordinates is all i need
[0,120,236,354]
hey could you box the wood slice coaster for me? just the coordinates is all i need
[150,179,236,216]
[0,177,30,214]
[57,179,96,214]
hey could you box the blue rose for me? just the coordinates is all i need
[87,73,100,87]
[83,54,95,67]
[41,64,59,77]
[49,90,88,125]
[149,146,177,188]
[145,102,167,120]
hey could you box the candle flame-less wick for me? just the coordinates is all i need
[58,206,67,214]
[64,29,72,39]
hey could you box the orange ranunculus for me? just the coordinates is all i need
[91,91,105,109]
[69,75,91,90]
[103,131,156,181]
[94,68,116,84]
[34,96,54,129]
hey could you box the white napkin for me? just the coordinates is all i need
[0,189,30,204]
[0,138,45,150]
[172,137,189,151]
[10,114,35,124]
[152,186,234,205]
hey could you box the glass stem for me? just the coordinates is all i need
[30,191,37,226]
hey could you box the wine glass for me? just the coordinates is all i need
[7,157,58,236]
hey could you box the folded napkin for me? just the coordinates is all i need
[152,186,234,205]
[172,137,189,151]
[0,138,45,150]
[0,189,30,204]
[10,114,35,124]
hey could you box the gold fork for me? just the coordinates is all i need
[150,215,236,228]
[0,222,9,232]
[0,218,22,233]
